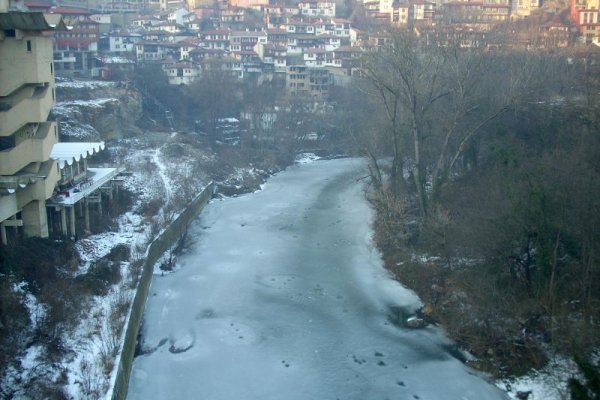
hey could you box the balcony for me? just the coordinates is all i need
[0,84,53,137]
[0,122,58,176]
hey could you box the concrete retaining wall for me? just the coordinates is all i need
[111,182,215,400]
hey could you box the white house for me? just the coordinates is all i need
[164,60,201,84]
[298,0,336,17]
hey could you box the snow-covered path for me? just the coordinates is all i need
[128,158,508,400]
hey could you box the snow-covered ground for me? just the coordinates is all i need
[4,147,578,399]
[8,207,150,399]
[53,98,120,112]
[2,124,217,398]
[497,355,577,400]
[55,79,118,90]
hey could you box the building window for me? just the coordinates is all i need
[27,40,32,52]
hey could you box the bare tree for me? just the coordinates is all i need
[187,61,241,145]
[362,29,549,219]
[363,30,449,216]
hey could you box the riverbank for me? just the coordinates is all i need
[374,223,580,400]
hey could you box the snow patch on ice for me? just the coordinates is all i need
[295,152,321,164]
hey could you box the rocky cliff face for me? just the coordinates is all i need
[52,79,143,141]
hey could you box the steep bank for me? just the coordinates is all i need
[52,79,143,141]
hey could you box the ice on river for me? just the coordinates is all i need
[128,158,507,400]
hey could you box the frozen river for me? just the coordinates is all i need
[128,158,507,400]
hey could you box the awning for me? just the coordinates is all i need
[50,142,105,169]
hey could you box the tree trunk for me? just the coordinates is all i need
[412,116,427,217]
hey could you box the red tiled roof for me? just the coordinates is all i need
[25,1,52,9]
[49,6,92,15]
[55,39,97,49]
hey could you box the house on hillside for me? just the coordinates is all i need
[267,28,288,46]
[230,29,267,52]
[99,30,142,54]
[94,55,135,79]
[200,29,231,51]
[286,64,332,99]
[46,5,91,25]
[255,42,287,72]
[304,47,326,66]
[571,0,600,44]
[189,46,228,61]
[53,18,100,77]
[298,0,336,17]
[163,59,202,84]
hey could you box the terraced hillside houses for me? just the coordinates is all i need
[27,0,590,87]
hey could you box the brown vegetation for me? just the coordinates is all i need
[362,30,600,382]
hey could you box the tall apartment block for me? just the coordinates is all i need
[0,0,62,244]
[571,0,600,44]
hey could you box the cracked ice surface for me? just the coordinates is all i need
[128,158,508,400]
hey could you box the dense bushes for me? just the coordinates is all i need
[0,238,78,294]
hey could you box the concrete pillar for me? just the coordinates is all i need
[61,207,67,236]
[22,200,49,238]
[1,224,7,245]
[98,194,103,216]
[46,207,53,238]
[84,199,90,233]
[69,206,76,238]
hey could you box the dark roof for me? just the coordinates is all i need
[0,11,55,30]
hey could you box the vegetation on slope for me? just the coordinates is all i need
[357,31,600,385]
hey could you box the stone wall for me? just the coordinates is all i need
[111,182,215,400]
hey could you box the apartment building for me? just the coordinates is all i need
[286,64,332,99]
[571,0,600,44]
[1,0,121,244]
[0,0,63,244]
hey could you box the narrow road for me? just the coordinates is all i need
[128,158,507,400]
